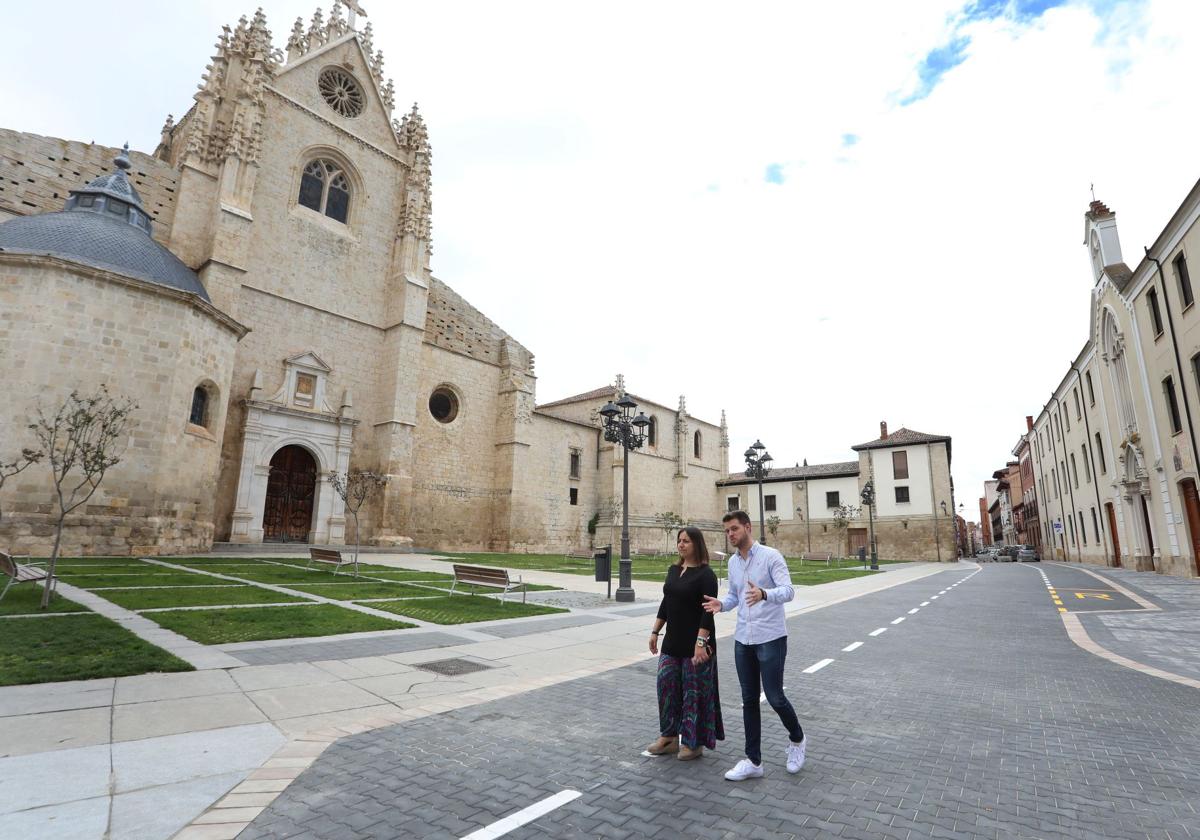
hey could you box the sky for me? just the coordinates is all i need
[3,0,1198,524]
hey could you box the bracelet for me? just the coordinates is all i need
[650,631,662,636]
[696,637,709,646]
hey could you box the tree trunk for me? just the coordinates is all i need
[41,517,65,609]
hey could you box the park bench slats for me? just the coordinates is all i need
[801,551,835,566]
[307,547,359,577]
[0,551,57,601]
[450,563,525,604]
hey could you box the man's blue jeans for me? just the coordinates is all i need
[734,636,804,765]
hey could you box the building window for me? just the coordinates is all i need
[318,67,366,118]
[694,430,702,458]
[1176,253,1194,308]
[189,386,209,427]
[1148,287,1164,336]
[647,416,657,447]
[1091,507,1100,544]
[569,487,578,505]
[1085,371,1095,406]
[1052,467,1059,498]
[1073,388,1081,420]
[1068,515,1076,545]
[1062,460,1069,491]
[1164,376,1183,434]
[1062,405,1069,433]
[107,198,128,217]
[765,495,777,512]
[1081,445,1091,483]
[1095,433,1106,474]
[892,450,908,480]
[429,387,460,423]
[569,450,581,479]
[826,491,840,508]
[298,158,351,223]
[727,496,740,512]
[895,486,910,503]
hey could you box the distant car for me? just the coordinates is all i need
[999,545,1019,561]
[986,546,1003,561]
[1017,545,1040,562]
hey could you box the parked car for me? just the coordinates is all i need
[1017,545,1040,562]
[1000,545,1020,561]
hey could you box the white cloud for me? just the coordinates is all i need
[2,0,1197,520]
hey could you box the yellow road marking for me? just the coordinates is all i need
[1075,592,1112,600]
[1058,607,1067,612]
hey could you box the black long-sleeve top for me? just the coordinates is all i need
[655,563,718,658]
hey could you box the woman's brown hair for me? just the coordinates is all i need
[675,526,711,566]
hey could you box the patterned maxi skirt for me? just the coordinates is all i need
[656,652,724,749]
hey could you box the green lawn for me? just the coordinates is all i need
[63,573,225,589]
[0,612,193,686]
[0,585,89,615]
[362,595,568,624]
[97,585,308,610]
[286,582,436,601]
[145,604,414,644]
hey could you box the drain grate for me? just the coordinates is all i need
[413,657,493,676]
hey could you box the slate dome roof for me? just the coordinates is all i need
[0,145,208,301]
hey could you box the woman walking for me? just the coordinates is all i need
[646,526,724,760]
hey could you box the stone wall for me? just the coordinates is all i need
[0,256,240,555]
[0,128,179,242]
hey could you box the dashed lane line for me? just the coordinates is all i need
[842,641,863,652]
[920,601,930,606]
[460,790,583,840]
[869,628,887,636]
[908,608,920,614]
[891,617,906,625]
[803,658,835,674]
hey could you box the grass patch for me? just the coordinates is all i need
[64,574,219,589]
[286,582,435,601]
[0,585,89,616]
[791,569,878,585]
[202,567,350,585]
[0,613,193,686]
[96,586,307,610]
[361,595,568,625]
[145,604,413,644]
[359,569,454,582]
[442,582,562,594]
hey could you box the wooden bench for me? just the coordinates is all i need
[634,548,661,558]
[450,563,525,604]
[801,550,835,566]
[564,547,593,563]
[0,551,56,602]
[307,547,359,577]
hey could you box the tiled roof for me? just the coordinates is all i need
[719,460,860,485]
[1105,262,1134,293]
[536,386,648,411]
[851,427,950,451]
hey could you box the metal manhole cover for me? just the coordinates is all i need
[413,657,493,676]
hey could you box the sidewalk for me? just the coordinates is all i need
[0,556,955,840]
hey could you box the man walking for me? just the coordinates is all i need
[703,510,805,780]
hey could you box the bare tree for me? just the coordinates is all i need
[654,511,686,555]
[329,470,389,570]
[831,504,861,559]
[30,387,135,608]
[0,446,44,527]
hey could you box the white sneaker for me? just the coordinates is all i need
[786,737,807,774]
[724,758,764,781]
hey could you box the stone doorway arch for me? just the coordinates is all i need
[263,445,318,543]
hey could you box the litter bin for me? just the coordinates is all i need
[858,547,867,564]
[594,545,612,582]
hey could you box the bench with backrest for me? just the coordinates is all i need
[800,550,835,566]
[307,547,359,577]
[450,563,525,604]
[634,548,661,558]
[0,551,56,601]
[564,547,592,563]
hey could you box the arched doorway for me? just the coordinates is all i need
[263,445,317,543]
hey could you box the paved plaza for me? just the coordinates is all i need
[3,558,1200,839]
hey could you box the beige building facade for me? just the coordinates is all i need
[1023,186,1200,578]
[0,6,727,556]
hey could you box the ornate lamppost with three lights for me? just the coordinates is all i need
[744,440,773,543]
[599,394,650,602]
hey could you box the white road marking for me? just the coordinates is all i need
[939,590,947,594]
[931,595,939,600]
[920,601,930,606]
[908,608,920,614]
[891,617,906,625]
[842,641,863,652]
[803,658,835,674]
[869,627,887,636]
[460,790,582,840]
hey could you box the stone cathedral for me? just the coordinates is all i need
[0,4,729,556]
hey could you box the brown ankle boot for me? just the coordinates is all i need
[677,745,703,761]
[646,735,679,755]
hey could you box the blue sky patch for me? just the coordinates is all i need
[841,133,859,147]
[764,163,785,185]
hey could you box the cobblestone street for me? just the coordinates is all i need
[241,563,1200,839]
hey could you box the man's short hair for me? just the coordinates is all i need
[722,510,751,527]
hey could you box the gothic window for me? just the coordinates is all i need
[298,159,351,223]
[693,430,702,458]
[647,416,658,447]
[318,68,366,118]
[569,449,581,479]
[189,386,209,427]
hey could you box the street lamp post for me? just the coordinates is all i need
[860,480,879,570]
[744,440,773,543]
[599,394,650,602]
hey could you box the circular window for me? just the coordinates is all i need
[318,68,365,118]
[429,388,460,424]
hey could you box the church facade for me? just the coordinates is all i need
[0,5,727,556]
